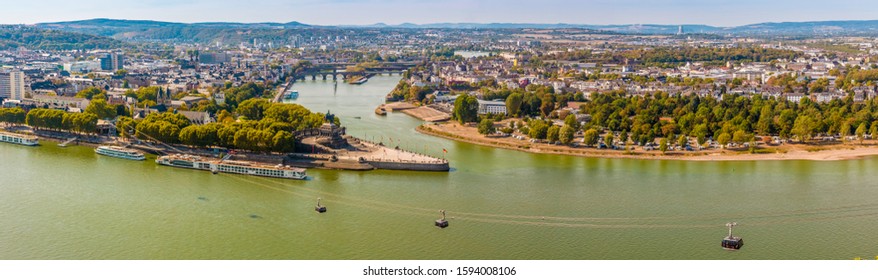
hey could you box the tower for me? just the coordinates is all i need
[677,25,684,35]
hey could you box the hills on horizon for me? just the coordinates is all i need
[2,18,877,50]
[31,18,878,35]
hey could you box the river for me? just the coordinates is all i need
[2,75,877,259]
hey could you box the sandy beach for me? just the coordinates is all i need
[417,122,878,161]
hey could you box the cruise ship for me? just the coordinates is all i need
[156,154,307,180]
[0,131,39,146]
[95,145,146,161]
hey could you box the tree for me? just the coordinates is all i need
[560,125,575,145]
[236,98,270,120]
[732,130,751,145]
[505,92,523,117]
[756,106,774,135]
[0,108,26,126]
[116,116,137,138]
[564,114,580,130]
[528,121,548,140]
[717,133,731,148]
[85,98,116,120]
[792,115,816,143]
[75,87,105,100]
[604,132,614,148]
[856,122,867,143]
[694,124,709,147]
[678,134,688,148]
[659,138,668,154]
[547,125,560,143]
[477,118,495,135]
[539,95,555,117]
[453,95,479,124]
[583,128,599,146]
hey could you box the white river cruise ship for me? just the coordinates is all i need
[95,146,146,161]
[0,131,39,146]
[156,154,306,180]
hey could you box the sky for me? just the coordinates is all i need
[3,0,878,26]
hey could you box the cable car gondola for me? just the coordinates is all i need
[721,222,743,250]
[435,210,449,228]
[315,198,327,213]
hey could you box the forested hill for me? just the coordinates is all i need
[35,18,312,43]
[0,25,124,50]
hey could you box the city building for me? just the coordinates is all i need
[0,70,26,100]
[30,94,90,109]
[64,61,102,73]
[99,53,125,71]
[199,52,231,65]
[477,100,507,115]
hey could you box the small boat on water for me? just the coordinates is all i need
[95,145,146,161]
[283,90,299,100]
[348,76,368,85]
[0,131,39,146]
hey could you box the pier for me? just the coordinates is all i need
[273,80,295,103]
[291,135,449,172]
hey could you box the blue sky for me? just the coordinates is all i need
[3,0,877,26]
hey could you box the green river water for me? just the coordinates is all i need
[2,75,877,259]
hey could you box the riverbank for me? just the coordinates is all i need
[417,122,878,161]
[377,102,451,122]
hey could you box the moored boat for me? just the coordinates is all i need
[155,154,307,180]
[95,145,146,161]
[284,90,299,99]
[0,131,38,146]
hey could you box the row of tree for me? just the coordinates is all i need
[116,102,330,153]
[0,108,26,126]
[581,90,878,146]
[25,109,98,135]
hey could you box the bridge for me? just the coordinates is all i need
[293,61,420,81]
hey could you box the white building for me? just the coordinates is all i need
[0,70,26,100]
[63,61,102,73]
[30,94,90,109]
[477,100,507,115]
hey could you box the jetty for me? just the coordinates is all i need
[273,80,295,103]
[375,102,451,122]
[290,120,449,172]
[58,137,78,147]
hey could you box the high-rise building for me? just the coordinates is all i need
[0,70,26,100]
[199,52,230,65]
[112,53,124,70]
[677,25,684,35]
[99,53,112,70]
[99,53,125,71]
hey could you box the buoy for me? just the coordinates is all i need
[721,222,743,250]
[315,198,327,213]
[435,210,449,228]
